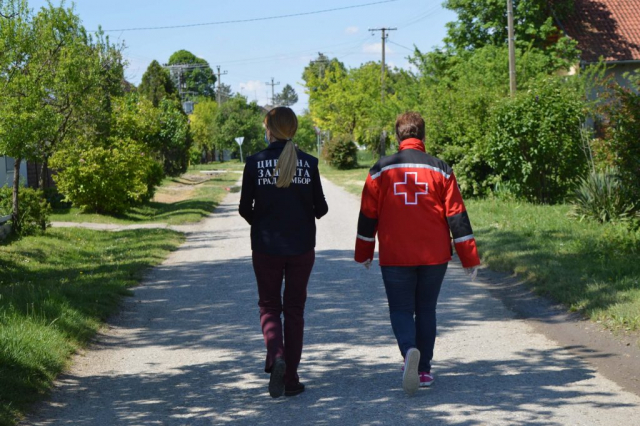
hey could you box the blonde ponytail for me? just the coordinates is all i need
[275,140,298,188]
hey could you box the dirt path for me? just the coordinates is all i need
[25,178,640,425]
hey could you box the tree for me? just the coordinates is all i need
[273,84,299,107]
[211,95,264,160]
[167,50,216,99]
[443,0,574,52]
[294,114,319,155]
[138,60,178,107]
[215,83,233,104]
[0,1,123,231]
[190,99,218,161]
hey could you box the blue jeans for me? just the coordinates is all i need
[380,263,448,373]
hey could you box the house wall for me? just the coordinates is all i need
[0,156,28,188]
[606,63,640,92]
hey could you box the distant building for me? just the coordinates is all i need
[559,0,640,89]
[0,157,27,188]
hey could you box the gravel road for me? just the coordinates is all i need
[25,178,640,425]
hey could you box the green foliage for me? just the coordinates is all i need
[571,169,637,223]
[0,0,124,230]
[443,0,575,52]
[138,60,178,107]
[274,84,299,107]
[51,138,158,214]
[0,227,183,425]
[592,80,640,202]
[487,76,587,203]
[156,99,192,176]
[167,50,216,99]
[211,95,264,159]
[467,198,640,331]
[323,135,359,170]
[294,113,319,155]
[190,99,218,159]
[0,187,51,235]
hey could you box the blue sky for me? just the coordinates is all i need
[29,0,457,113]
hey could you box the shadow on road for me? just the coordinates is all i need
[29,245,635,425]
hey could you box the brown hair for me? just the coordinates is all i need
[395,111,425,142]
[264,107,298,188]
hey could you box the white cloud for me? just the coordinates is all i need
[238,80,269,105]
[345,26,359,34]
[363,42,395,55]
[387,61,397,69]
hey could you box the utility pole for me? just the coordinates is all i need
[163,62,210,114]
[215,65,228,106]
[507,0,517,96]
[369,27,397,157]
[266,77,280,106]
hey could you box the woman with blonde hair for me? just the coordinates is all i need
[239,106,329,398]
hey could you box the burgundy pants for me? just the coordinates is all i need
[252,249,315,386]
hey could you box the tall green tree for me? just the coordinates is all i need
[190,99,218,161]
[138,60,178,107]
[211,95,263,160]
[274,84,299,107]
[167,49,217,99]
[0,0,123,230]
[215,82,233,104]
[443,0,574,52]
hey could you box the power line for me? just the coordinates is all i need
[387,40,414,52]
[99,0,399,32]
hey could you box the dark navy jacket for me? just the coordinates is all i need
[239,141,329,256]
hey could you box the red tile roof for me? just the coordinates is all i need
[561,0,640,62]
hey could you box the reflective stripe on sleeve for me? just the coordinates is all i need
[454,234,475,244]
[357,234,376,242]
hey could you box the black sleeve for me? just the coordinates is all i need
[238,162,255,225]
[312,166,329,219]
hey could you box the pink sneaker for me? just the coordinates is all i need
[419,372,434,387]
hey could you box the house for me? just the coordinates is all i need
[0,156,27,188]
[558,0,640,89]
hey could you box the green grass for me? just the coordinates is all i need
[318,150,378,195]
[467,199,640,332]
[50,161,243,225]
[319,162,640,333]
[0,228,184,425]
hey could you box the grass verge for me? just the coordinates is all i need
[319,162,640,333]
[50,161,243,225]
[0,228,184,425]
[467,199,640,332]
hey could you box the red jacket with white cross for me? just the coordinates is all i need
[354,138,480,268]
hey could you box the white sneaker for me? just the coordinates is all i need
[402,348,420,395]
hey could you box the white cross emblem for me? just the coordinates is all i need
[394,172,428,205]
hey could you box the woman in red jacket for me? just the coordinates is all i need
[354,112,480,395]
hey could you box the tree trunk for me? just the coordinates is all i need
[378,130,387,158]
[12,157,21,233]
[39,158,48,189]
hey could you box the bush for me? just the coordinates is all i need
[570,169,636,223]
[51,137,160,214]
[323,135,358,169]
[0,187,51,235]
[189,146,203,165]
[592,81,640,203]
[487,76,587,203]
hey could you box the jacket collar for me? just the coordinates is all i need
[266,140,289,150]
[399,138,426,152]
